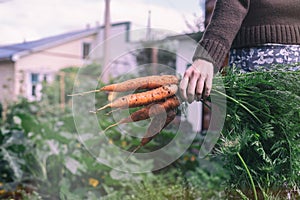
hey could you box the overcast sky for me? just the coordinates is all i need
[0,0,204,45]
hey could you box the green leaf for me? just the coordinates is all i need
[0,147,23,180]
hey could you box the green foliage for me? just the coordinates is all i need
[1,64,300,199]
[99,167,225,200]
[41,63,101,107]
[0,65,106,199]
[213,65,300,199]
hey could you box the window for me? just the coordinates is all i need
[31,73,38,84]
[82,42,91,59]
[32,85,36,96]
[31,73,39,97]
[43,74,47,82]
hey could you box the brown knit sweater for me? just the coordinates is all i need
[193,0,300,71]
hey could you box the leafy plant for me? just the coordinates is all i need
[212,65,300,199]
[1,63,299,200]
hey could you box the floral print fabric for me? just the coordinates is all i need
[229,44,300,72]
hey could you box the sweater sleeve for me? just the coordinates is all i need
[193,0,250,71]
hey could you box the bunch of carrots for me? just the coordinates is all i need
[70,75,182,154]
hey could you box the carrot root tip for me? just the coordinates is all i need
[103,123,119,132]
[68,89,101,97]
[96,104,110,112]
[125,144,143,163]
[105,108,120,116]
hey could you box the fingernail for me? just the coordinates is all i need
[188,96,193,103]
[195,93,202,101]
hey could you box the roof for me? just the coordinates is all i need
[0,21,130,61]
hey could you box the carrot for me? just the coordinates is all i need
[68,75,178,96]
[126,109,177,161]
[103,96,180,132]
[100,75,179,92]
[94,84,178,112]
[140,109,176,146]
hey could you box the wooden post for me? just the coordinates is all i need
[59,72,65,112]
[146,10,151,40]
[102,0,111,83]
[1,101,7,123]
[151,47,158,75]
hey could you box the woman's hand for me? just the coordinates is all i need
[179,59,214,103]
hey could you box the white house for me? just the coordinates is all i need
[0,21,134,102]
[0,23,207,132]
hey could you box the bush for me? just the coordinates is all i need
[1,64,299,200]
[213,66,300,199]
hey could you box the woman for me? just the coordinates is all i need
[180,0,300,103]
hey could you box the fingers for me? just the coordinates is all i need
[179,76,189,100]
[180,69,204,103]
[179,59,214,103]
[187,73,198,103]
[204,74,213,99]
[195,76,205,101]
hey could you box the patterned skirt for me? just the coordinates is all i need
[229,44,300,72]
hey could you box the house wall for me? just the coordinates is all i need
[16,34,96,72]
[0,61,15,103]
[174,38,203,133]
[14,34,96,101]
[91,23,135,79]
[44,37,96,65]
[175,39,196,75]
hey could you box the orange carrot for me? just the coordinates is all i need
[100,75,179,92]
[104,96,180,132]
[95,84,178,112]
[68,75,178,96]
[140,109,176,146]
[126,109,177,160]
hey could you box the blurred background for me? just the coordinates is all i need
[1,1,299,199]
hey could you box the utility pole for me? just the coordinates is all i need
[151,47,158,75]
[147,10,158,75]
[102,0,111,83]
[146,10,151,41]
